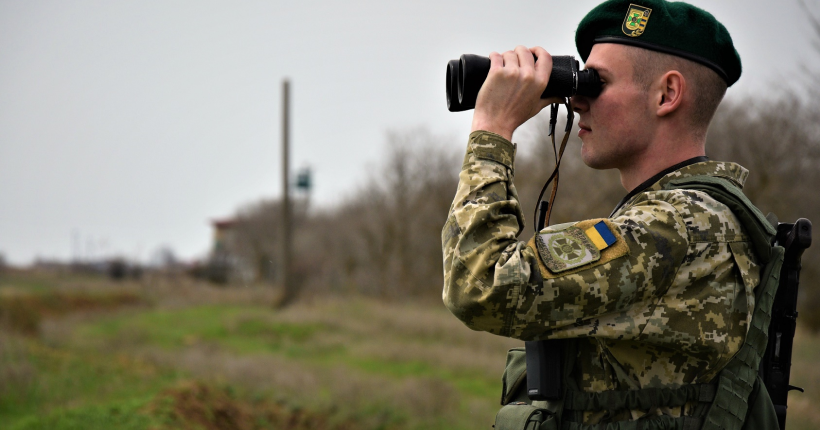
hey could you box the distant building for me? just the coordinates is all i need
[208,218,255,284]
[211,218,237,254]
[208,196,308,285]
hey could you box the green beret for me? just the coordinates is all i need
[575,0,742,86]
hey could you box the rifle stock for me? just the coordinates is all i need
[760,218,812,430]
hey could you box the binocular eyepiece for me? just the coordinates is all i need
[446,54,602,112]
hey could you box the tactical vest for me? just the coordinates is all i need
[494,176,782,430]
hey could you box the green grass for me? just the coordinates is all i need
[8,398,156,430]
[5,271,818,429]
[70,304,500,400]
[74,305,327,353]
[348,356,498,399]
[0,271,61,293]
[1,275,510,430]
[0,336,180,429]
[781,328,820,430]
[0,271,104,293]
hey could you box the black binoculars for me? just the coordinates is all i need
[446,54,602,112]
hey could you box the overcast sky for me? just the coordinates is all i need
[1,0,816,265]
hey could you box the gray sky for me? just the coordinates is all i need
[0,0,815,265]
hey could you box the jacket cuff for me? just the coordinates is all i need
[468,131,516,170]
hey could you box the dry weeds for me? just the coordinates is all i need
[784,328,820,428]
[272,298,522,378]
[146,380,356,430]
[275,298,521,353]
[140,346,465,428]
[0,288,143,335]
[0,334,37,400]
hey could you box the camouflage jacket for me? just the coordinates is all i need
[442,131,759,423]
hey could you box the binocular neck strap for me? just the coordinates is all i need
[535,100,575,233]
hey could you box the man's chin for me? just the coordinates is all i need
[580,147,614,171]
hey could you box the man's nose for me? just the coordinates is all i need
[571,95,589,114]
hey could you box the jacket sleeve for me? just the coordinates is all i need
[442,131,690,341]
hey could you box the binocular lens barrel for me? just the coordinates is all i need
[446,54,601,112]
[446,59,461,112]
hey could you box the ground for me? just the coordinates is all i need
[1,270,818,429]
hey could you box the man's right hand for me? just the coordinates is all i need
[470,46,563,141]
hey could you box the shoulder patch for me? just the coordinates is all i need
[528,219,630,279]
[535,226,600,273]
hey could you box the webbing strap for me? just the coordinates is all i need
[563,384,716,412]
[701,247,783,430]
[562,415,702,430]
[662,177,782,430]
[495,403,551,430]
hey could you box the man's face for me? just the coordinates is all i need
[572,43,654,170]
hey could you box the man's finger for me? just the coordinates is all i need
[488,51,503,71]
[502,50,519,68]
[515,45,534,68]
[530,46,553,78]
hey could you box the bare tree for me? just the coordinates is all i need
[219,128,460,301]
[222,199,309,287]
[330,128,460,299]
[799,0,820,94]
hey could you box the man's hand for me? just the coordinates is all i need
[470,46,562,141]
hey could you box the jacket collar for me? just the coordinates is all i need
[610,158,749,216]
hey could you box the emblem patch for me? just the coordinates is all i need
[622,4,652,37]
[535,226,601,273]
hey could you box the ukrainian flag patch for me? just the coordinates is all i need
[585,221,617,250]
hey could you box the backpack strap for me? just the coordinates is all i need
[563,384,716,412]
[561,415,703,430]
[663,176,782,430]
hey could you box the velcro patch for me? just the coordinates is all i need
[528,219,630,278]
[535,226,601,273]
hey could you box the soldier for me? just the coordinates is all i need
[442,0,779,427]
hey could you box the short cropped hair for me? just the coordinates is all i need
[625,45,727,135]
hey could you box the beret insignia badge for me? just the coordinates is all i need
[622,4,652,37]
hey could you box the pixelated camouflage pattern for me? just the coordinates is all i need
[442,131,759,424]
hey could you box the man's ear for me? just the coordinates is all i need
[655,71,685,117]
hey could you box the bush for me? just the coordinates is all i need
[0,290,143,335]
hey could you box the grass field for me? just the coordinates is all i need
[1,270,819,429]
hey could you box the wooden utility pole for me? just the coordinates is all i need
[279,78,294,306]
